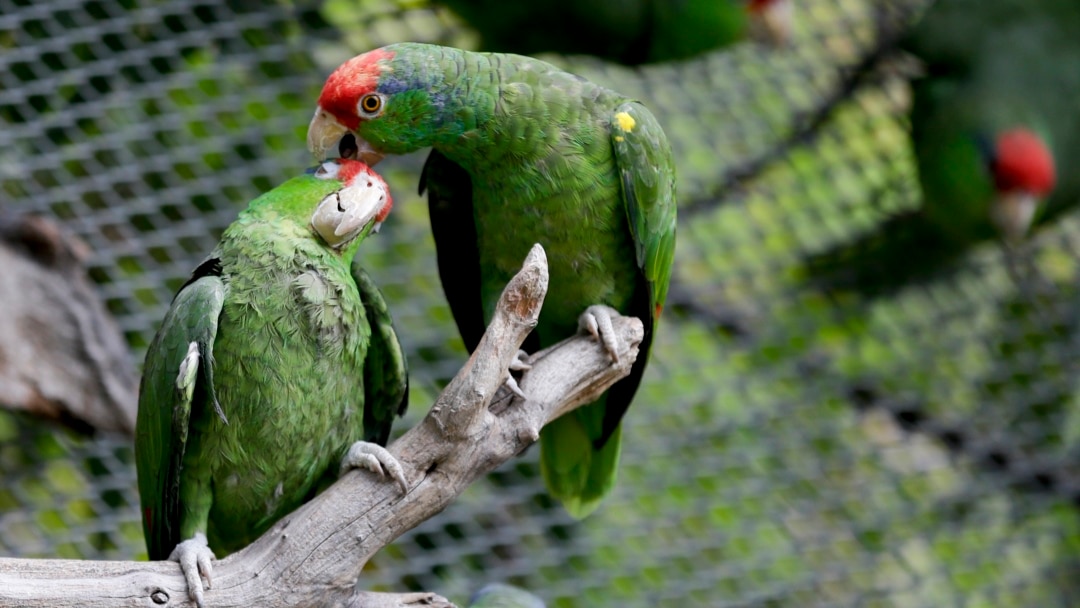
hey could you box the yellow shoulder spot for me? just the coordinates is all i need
[615,111,636,133]
[614,135,625,142]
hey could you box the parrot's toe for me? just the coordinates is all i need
[509,349,532,371]
[504,374,526,399]
[341,441,408,494]
[578,304,621,363]
[168,532,215,608]
[503,349,530,399]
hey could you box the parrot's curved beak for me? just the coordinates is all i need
[991,190,1039,244]
[307,108,386,166]
[311,175,390,249]
[750,0,794,47]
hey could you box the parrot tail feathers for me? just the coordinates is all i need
[539,415,622,519]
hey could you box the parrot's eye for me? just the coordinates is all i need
[358,94,384,117]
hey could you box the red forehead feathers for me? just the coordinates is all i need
[336,160,394,222]
[317,48,395,130]
[993,129,1056,196]
[335,159,371,184]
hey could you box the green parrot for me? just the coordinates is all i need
[805,0,1079,296]
[467,583,546,608]
[135,159,408,607]
[435,0,793,65]
[308,43,677,518]
[904,7,1070,247]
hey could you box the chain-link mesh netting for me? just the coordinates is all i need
[4,0,1080,605]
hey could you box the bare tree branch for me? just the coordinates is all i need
[0,212,138,436]
[0,243,645,608]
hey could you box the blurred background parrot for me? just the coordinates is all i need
[467,583,546,608]
[805,0,1080,297]
[135,159,408,606]
[307,43,677,518]
[434,0,793,64]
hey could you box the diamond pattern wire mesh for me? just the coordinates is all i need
[3,0,1080,606]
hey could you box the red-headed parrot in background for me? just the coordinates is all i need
[805,0,1079,296]
[902,0,1078,245]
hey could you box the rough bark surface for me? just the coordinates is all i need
[0,244,644,608]
[0,212,138,435]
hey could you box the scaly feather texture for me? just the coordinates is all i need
[136,160,407,559]
[310,43,677,517]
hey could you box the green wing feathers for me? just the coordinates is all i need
[599,101,677,437]
[541,406,622,519]
[135,275,225,560]
[539,101,676,519]
[352,260,409,445]
[611,101,678,324]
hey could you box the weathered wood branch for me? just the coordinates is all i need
[0,212,138,435]
[0,243,644,608]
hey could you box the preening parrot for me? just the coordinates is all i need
[805,0,1080,296]
[468,583,546,608]
[135,159,408,607]
[308,43,677,518]
[436,0,793,65]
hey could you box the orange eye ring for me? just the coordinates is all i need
[359,94,382,115]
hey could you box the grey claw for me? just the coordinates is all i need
[509,349,532,371]
[168,532,215,608]
[578,304,621,363]
[341,441,408,494]
[505,374,526,399]
[579,310,600,341]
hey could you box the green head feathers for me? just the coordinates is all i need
[235,159,394,254]
[308,43,499,163]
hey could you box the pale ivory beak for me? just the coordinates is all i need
[311,178,389,248]
[991,191,1039,244]
[753,0,794,47]
[307,107,385,166]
